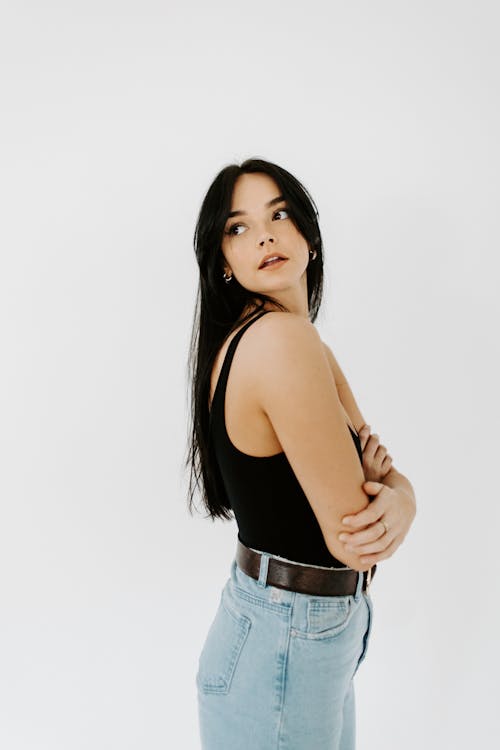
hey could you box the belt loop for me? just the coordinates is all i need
[365,566,372,593]
[354,569,364,600]
[257,552,270,587]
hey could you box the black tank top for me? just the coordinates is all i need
[209,310,364,567]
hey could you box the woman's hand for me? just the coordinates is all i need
[337,480,416,565]
[358,424,392,483]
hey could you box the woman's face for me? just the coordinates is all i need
[220,172,310,297]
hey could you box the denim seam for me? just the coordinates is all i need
[291,622,354,642]
[276,603,293,750]
[352,592,373,677]
[308,597,352,610]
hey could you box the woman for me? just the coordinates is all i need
[185,158,416,749]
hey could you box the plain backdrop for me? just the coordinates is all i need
[1,1,499,748]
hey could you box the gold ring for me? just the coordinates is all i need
[381,519,389,535]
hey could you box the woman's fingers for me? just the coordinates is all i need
[341,481,391,527]
[362,433,380,460]
[340,482,414,564]
[345,526,396,555]
[338,518,387,546]
[358,427,392,484]
[358,424,371,451]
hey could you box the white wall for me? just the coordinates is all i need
[1,1,499,748]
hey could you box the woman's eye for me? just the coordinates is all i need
[226,223,245,236]
[225,208,289,236]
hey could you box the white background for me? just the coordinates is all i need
[1,1,499,748]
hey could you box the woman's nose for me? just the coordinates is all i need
[258,235,275,246]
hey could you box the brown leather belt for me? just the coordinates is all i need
[236,538,376,596]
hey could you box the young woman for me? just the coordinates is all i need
[185,158,416,749]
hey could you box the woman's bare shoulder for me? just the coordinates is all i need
[250,310,320,343]
[242,312,323,369]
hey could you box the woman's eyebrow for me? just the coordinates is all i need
[227,195,285,219]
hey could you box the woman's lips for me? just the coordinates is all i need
[259,258,288,270]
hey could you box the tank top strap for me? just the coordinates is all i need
[211,310,271,415]
[219,309,271,385]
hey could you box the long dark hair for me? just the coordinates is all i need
[184,157,324,521]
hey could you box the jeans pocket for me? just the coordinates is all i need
[353,591,374,675]
[196,588,251,695]
[293,594,356,641]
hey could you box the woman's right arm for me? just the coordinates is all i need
[252,312,373,572]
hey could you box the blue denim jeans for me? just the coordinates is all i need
[196,547,374,749]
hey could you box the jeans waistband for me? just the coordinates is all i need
[233,539,372,600]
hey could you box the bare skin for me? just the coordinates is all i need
[217,171,416,567]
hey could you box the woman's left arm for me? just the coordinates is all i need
[320,341,417,563]
[336,467,417,565]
